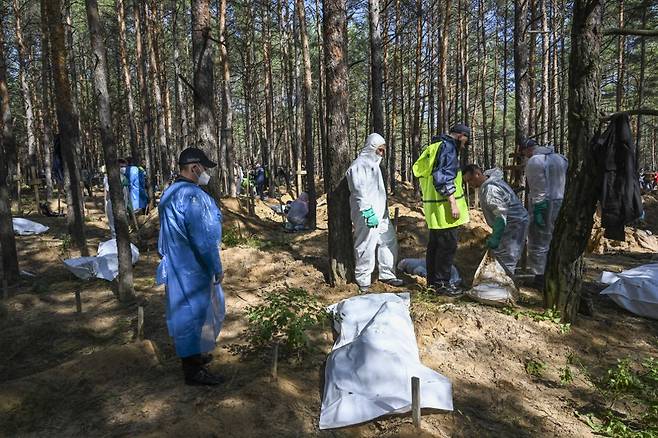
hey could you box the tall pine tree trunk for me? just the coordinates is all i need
[513,0,530,186]
[324,0,355,285]
[0,23,19,284]
[191,0,221,199]
[219,0,236,197]
[544,0,602,323]
[40,0,54,201]
[45,0,89,256]
[296,0,316,228]
[13,0,40,213]
[116,0,140,162]
[85,0,135,302]
[368,0,384,135]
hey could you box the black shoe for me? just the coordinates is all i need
[431,282,463,297]
[381,278,404,287]
[185,367,225,386]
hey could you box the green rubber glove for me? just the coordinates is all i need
[533,200,548,227]
[361,208,379,228]
[486,216,506,249]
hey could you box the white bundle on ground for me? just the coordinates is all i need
[12,218,49,235]
[396,258,462,285]
[467,251,517,306]
[600,264,658,319]
[64,239,139,281]
[319,293,453,429]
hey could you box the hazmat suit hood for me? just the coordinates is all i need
[483,167,504,182]
[346,133,388,220]
[358,133,385,165]
[532,145,555,156]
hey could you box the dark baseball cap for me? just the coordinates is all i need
[178,147,217,168]
[520,138,538,149]
[450,123,471,138]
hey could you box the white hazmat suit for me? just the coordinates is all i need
[346,133,399,287]
[525,146,568,275]
[479,168,529,273]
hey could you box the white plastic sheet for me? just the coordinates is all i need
[396,258,462,286]
[12,218,49,235]
[600,264,658,320]
[63,239,139,281]
[467,251,518,306]
[319,293,453,429]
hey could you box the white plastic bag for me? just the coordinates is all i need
[467,251,518,306]
[63,239,140,281]
[12,218,49,235]
[600,264,658,320]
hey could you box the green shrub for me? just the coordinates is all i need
[245,287,328,355]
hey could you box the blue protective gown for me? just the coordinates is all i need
[156,181,225,358]
[128,166,149,211]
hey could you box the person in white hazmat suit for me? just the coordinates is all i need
[521,139,568,287]
[346,133,404,293]
[463,165,529,274]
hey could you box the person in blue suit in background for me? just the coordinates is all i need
[156,147,226,386]
[126,157,149,213]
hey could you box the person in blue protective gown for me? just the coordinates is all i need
[156,147,226,386]
[126,157,149,213]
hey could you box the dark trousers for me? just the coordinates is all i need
[426,227,459,286]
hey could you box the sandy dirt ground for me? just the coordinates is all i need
[1,184,657,437]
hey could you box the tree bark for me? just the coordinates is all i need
[295,0,316,228]
[219,0,236,197]
[368,0,384,136]
[116,0,140,162]
[324,0,355,285]
[438,0,451,133]
[615,0,625,112]
[85,0,135,302]
[191,0,221,200]
[263,5,275,196]
[635,3,648,155]
[545,0,602,323]
[13,0,40,213]
[39,0,54,201]
[513,0,531,187]
[411,0,423,191]
[0,22,19,283]
[540,0,550,144]
[45,0,89,256]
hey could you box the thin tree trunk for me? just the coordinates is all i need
[438,0,451,132]
[295,0,316,228]
[39,0,54,201]
[411,0,422,192]
[324,0,355,285]
[85,0,135,302]
[635,3,647,155]
[116,0,140,162]
[540,0,549,143]
[173,3,188,160]
[615,0,625,112]
[514,0,531,186]
[545,0,602,322]
[191,0,221,199]
[368,0,384,135]
[389,0,401,194]
[219,0,236,197]
[502,1,509,179]
[145,1,167,187]
[0,21,19,283]
[45,0,88,255]
[478,0,489,168]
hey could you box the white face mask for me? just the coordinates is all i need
[198,171,211,186]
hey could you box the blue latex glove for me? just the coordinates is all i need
[533,200,548,227]
[361,208,379,228]
[486,216,506,249]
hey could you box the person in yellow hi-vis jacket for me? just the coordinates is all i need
[413,124,470,296]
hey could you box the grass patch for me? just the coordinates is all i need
[577,357,658,437]
[502,306,571,334]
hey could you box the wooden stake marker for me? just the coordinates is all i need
[137,306,144,340]
[411,376,421,429]
[74,289,82,313]
[394,207,400,230]
[271,342,279,381]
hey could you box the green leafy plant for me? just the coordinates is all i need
[525,358,546,378]
[502,307,571,333]
[59,234,73,257]
[560,365,574,386]
[245,287,328,355]
[222,226,290,251]
[577,357,658,437]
